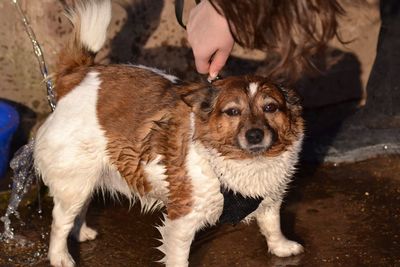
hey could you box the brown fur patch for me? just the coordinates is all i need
[54,35,95,100]
[95,66,195,219]
[152,104,194,220]
[55,67,89,100]
[54,9,96,100]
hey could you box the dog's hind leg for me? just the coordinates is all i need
[70,199,98,242]
[48,188,93,267]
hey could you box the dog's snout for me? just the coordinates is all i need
[245,128,264,144]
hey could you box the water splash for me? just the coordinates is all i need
[0,140,37,241]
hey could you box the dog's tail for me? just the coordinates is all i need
[56,0,111,77]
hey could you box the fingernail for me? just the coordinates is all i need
[207,72,218,83]
[210,72,218,79]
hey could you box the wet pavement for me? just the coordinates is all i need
[0,156,399,267]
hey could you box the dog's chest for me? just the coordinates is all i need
[184,142,295,224]
[140,140,296,225]
[141,140,224,225]
[209,151,295,201]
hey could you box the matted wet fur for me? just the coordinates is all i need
[33,1,304,266]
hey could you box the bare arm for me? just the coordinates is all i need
[186,0,234,79]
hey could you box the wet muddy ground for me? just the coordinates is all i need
[0,156,399,267]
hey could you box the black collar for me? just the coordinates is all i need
[218,187,264,225]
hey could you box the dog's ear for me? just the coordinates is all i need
[181,85,220,119]
[276,84,302,115]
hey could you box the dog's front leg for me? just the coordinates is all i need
[157,213,201,267]
[256,200,304,257]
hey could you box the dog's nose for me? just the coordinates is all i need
[245,128,264,144]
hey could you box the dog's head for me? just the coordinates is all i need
[182,76,304,159]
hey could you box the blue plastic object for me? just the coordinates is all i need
[0,101,20,179]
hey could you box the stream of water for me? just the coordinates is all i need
[0,140,38,241]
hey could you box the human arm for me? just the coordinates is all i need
[186,0,234,80]
[186,0,343,83]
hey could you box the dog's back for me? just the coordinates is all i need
[34,0,196,198]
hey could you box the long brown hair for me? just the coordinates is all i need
[209,0,344,83]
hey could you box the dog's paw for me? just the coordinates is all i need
[76,224,98,242]
[268,239,304,257]
[49,251,75,267]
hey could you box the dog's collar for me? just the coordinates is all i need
[218,187,264,225]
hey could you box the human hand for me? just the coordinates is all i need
[187,0,234,79]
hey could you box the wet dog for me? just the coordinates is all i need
[33,1,304,266]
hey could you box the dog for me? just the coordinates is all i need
[33,1,305,266]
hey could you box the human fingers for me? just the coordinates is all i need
[193,52,211,74]
[209,49,231,79]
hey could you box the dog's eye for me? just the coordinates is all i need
[224,108,241,116]
[264,103,278,113]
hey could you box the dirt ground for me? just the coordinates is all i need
[0,156,399,267]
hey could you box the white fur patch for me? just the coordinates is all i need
[34,71,116,266]
[186,113,223,228]
[185,143,224,226]
[98,164,133,202]
[156,215,196,266]
[140,155,169,212]
[205,137,303,200]
[248,82,259,97]
[35,71,109,196]
[256,201,304,257]
[134,65,180,83]
[36,71,137,202]
[143,155,169,200]
[71,0,112,53]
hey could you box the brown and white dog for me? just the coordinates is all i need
[33,1,304,266]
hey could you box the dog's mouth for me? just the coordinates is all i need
[248,145,268,154]
[237,136,274,155]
